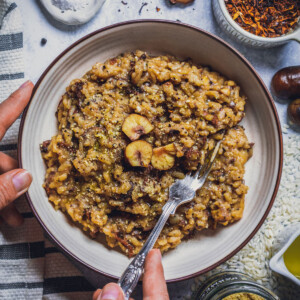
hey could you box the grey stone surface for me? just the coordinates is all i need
[16,0,300,299]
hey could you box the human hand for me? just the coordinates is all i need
[0,81,34,226]
[93,249,169,300]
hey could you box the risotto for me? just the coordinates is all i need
[41,51,253,256]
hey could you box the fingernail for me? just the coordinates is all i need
[19,80,30,89]
[96,291,102,300]
[98,284,120,300]
[12,170,32,193]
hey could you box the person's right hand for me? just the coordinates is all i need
[93,249,169,300]
[0,81,34,226]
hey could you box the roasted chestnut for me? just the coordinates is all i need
[271,66,300,101]
[288,99,300,126]
[170,0,194,4]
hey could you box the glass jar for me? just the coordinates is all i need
[192,271,279,300]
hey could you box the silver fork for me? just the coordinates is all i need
[118,139,223,300]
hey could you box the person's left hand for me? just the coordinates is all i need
[0,80,34,226]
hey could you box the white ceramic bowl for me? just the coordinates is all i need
[270,225,300,286]
[212,0,300,48]
[18,20,283,282]
[40,0,106,25]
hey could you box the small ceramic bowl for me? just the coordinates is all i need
[270,226,300,286]
[19,20,283,282]
[40,0,106,25]
[212,0,300,48]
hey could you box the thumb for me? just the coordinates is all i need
[97,283,124,300]
[0,169,32,210]
[143,249,169,300]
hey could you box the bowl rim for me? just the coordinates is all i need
[217,0,300,42]
[18,19,283,283]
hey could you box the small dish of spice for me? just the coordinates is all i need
[225,0,300,38]
[212,0,300,47]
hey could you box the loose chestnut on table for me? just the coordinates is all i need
[170,0,194,4]
[271,66,300,101]
[288,99,300,126]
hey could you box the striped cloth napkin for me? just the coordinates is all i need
[0,1,97,299]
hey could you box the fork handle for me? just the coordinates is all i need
[118,200,177,300]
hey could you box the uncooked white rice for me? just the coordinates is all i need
[190,132,300,299]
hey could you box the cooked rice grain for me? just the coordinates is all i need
[41,51,252,256]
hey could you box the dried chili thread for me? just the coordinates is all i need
[225,0,300,38]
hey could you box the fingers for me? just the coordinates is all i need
[93,289,134,300]
[95,283,125,300]
[0,169,32,227]
[93,289,102,300]
[0,169,32,210]
[0,80,34,140]
[0,152,18,173]
[0,203,23,227]
[0,81,32,226]
[143,249,169,300]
